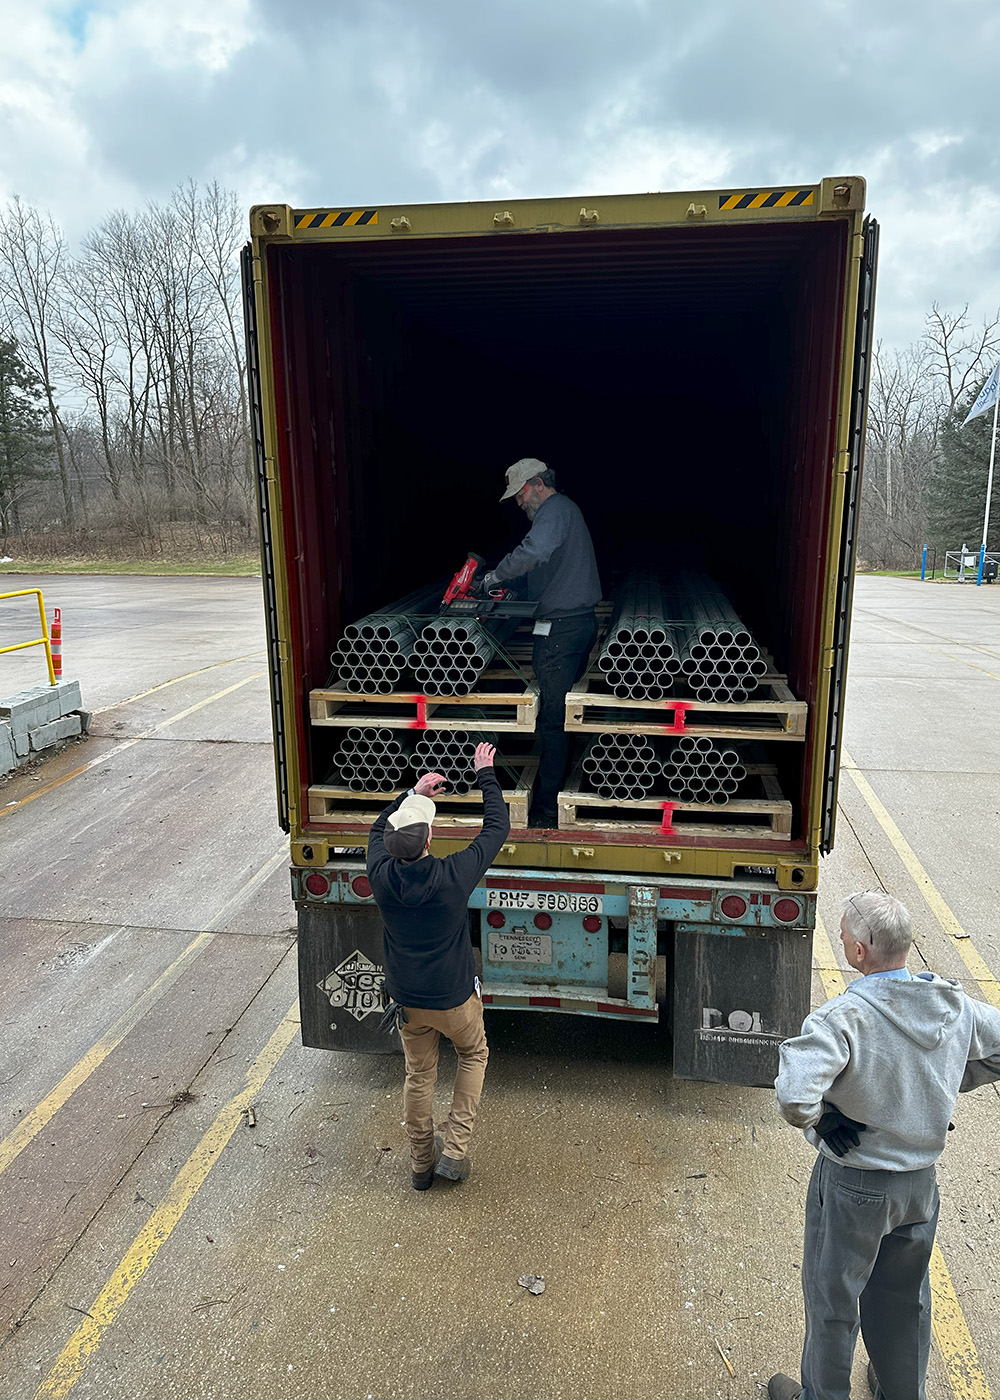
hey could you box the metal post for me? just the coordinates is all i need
[978,385,1000,585]
[921,545,928,581]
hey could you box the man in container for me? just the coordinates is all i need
[367,742,509,1190]
[483,458,602,828]
[768,890,1000,1400]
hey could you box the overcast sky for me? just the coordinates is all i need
[2,0,999,350]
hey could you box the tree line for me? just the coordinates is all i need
[0,182,251,557]
[2,184,998,568]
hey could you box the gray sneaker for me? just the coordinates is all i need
[411,1136,443,1191]
[434,1153,472,1182]
[767,1377,802,1400]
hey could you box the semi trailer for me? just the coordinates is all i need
[241,177,877,1086]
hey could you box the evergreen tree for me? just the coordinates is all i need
[0,336,52,544]
[925,379,1000,552]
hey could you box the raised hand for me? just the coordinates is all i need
[414,771,447,797]
[473,742,496,771]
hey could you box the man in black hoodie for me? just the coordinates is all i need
[367,742,510,1190]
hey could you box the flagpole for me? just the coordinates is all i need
[977,377,1000,585]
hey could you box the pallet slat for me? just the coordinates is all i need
[563,670,806,740]
[308,759,537,830]
[556,763,792,839]
[310,686,537,732]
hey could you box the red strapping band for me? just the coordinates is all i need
[661,700,692,735]
[660,801,677,835]
[408,695,428,730]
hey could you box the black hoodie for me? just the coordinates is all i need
[367,766,511,1008]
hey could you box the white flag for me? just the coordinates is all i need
[963,363,1000,425]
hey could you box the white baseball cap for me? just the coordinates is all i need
[384,792,436,859]
[500,457,548,502]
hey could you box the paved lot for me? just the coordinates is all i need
[0,574,998,1400]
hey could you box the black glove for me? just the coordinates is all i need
[482,571,500,592]
[815,1103,867,1158]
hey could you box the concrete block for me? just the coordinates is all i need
[0,685,61,732]
[13,729,29,758]
[56,680,83,717]
[74,709,93,734]
[0,721,16,775]
[28,713,82,752]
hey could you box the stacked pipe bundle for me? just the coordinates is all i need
[581,733,664,801]
[330,584,441,693]
[661,736,747,806]
[407,616,517,696]
[412,728,498,795]
[664,571,769,703]
[597,574,682,700]
[331,728,415,792]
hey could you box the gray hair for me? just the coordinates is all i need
[532,468,556,490]
[841,891,912,963]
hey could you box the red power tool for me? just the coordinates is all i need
[440,553,538,619]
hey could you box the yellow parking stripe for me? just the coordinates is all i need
[34,1000,300,1399]
[93,653,266,714]
[841,748,1000,1010]
[813,916,992,1399]
[0,843,288,1177]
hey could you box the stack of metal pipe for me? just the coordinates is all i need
[596,574,682,700]
[412,728,498,795]
[329,584,441,693]
[331,728,415,792]
[661,736,747,805]
[581,733,664,801]
[663,571,769,703]
[406,621,496,696]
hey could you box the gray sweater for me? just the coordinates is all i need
[775,971,1000,1170]
[492,494,602,618]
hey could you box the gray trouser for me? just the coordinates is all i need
[800,1155,939,1400]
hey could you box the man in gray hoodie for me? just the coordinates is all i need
[769,890,1000,1400]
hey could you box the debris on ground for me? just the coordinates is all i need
[517,1274,545,1295]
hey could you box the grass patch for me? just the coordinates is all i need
[0,554,261,577]
[858,569,924,578]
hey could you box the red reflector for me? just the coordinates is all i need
[720,895,747,919]
[486,910,505,928]
[305,872,330,896]
[582,915,602,933]
[350,875,372,899]
[533,913,553,930]
[773,898,801,923]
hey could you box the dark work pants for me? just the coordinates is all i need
[800,1155,939,1400]
[531,612,598,815]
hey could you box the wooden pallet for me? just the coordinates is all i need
[563,670,807,740]
[556,763,792,839]
[308,759,537,830]
[310,684,537,732]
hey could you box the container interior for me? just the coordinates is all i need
[265,217,850,846]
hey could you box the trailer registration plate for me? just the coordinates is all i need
[485,890,603,914]
[487,931,553,964]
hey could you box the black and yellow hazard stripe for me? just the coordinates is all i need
[718,190,814,211]
[294,209,379,230]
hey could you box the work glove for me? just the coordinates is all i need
[815,1103,867,1158]
[482,571,500,592]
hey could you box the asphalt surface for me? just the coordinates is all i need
[0,573,998,1400]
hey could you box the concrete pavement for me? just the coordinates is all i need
[0,574,998,1399]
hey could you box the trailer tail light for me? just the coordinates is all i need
[350,875,373,899]
[582,915,602,933]
[773,898,801,923]
[486,910,505,928]
[533,913,553,930]
[305,872,330,897]
[720,895,747,919]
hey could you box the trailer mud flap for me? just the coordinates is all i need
[672,925,811,1086]
[298,905,399,1054]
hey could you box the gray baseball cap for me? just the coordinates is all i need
[500,457,547,502]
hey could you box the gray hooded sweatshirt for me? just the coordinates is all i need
[775,971,1000,1171]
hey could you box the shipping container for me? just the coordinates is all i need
[242,177,877,1085]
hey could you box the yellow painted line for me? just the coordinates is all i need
[0,842,288,1177]
[776,190,797,207]
[1,672,266,817]
[34,1000,300,1400]
[841,747,1000,1010]
[940,650,1000,685]
[93,653,266,714]
[929,1245,993,1399]
[749,191,770,208]
[812,918,992,1398]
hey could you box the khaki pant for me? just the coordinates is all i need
[399,993,489,1172]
